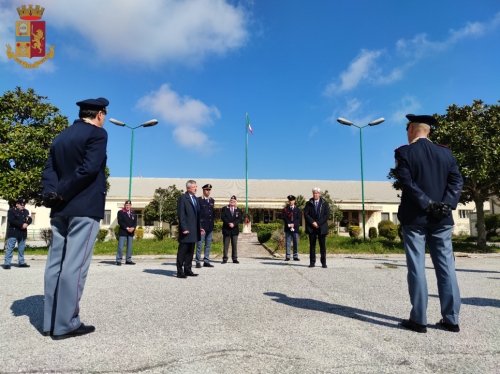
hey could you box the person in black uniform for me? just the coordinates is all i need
[2,199,32,269]
[176,180,204,278]
[196,184,215,268]
[396,114,463,334]
[41,97,109,339]
[221,195,242,264]
[304,187,330,268]
[115,200,137,266]
[283,195,301,261]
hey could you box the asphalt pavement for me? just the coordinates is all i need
[1,241,499,373]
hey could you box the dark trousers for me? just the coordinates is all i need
[309,231,326,265]
[223,234,238,261]
[177,242,195,274]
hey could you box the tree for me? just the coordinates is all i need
[388,100,500,249]
[295,195,306,210]
[0,87,69,206]
[322,190,343,225]
[143,185,184,226]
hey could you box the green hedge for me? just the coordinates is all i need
[368,227,378,239]
[348,225,361,238]
[379,225,398,240]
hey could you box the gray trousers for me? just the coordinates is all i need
[116,235,133,262]
[44,216,100,335]
[223,234,238,261]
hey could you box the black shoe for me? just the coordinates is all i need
[43,331,52,337]
[18,263,30,268]
[195,263,202,268]
[233,260,239,264]
[284,258,290,261]
[293,258,300,261]
[116,262,121,266]
[308,264,315,268]
[438,319,460,332]
[185,271,198,277]
[222,260,227,264]
[401,319,427,333]
[125,261,136,265]
[322,264,327,268]
[203,263,214,267]
[177,273,187,278]
[2,265,11,270]
[52,323,95,340]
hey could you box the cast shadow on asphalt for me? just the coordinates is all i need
[10,294,44,335]
[260,261,310,268]
[143,269,177,277]
[429,294,500,308]
[264,292,403,330]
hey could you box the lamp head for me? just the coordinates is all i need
[368,118,385,126]
[141,119,158,128]
[337,117,353,126]
[109,118,126,127]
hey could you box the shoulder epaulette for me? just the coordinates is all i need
[395,144,408,151]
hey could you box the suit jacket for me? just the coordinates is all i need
[304,198,330,235]
[41,119,108,219]
[395,138,463,225]
[177,192,201,243]
[117,209,137,237]
[7,207,32,239]
[198,196,215,233]
[283,205,301,233]
[221,206,242,236]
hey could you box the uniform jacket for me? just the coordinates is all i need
[117,209,137,237]
[283,205,301,233]
[177,192,201,243]
[41,119,108,219]
[7,207,32,239]
[304,198,330,235]
[395,138,463,225]
[198,196,215,233]
[221,206,242,236]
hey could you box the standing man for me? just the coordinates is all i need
[115,200,137,266]
[196,184,215,268]
[221,195,242,264]
[41,97,109,340]
[304,187,330,268]
[283,195,301,261]
[2,199,32,269]
[396,114,463,334]
[177,180,204,278]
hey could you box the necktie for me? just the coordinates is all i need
[231,207,234,216]
[127,210,130,217]
[315,201,319,214]
[191,196,197,215]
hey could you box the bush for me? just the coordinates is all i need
[397,224,403,241]
[113,225,120,240]
[252,222,283,234]
[212,231,223,244]
[485,214,500,234]
[258,231,272,244]
[271,230,285,252]
[368,227,378,239]
[379,225,398,240]
[348,225,361,238]
[151,228,170,240]
[213,221,223,233]
[135,227,144,240]
[39,228,52,246]
[378,220,394,230]
[96,229,108,242]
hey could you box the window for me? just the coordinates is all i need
[103,210,111,225]
[30,212,36,225]
[392,213,399,225]
[136,213,143,227]
[459,210,471,219]
[381,212,390,221]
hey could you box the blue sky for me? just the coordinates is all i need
[1,0,500,182]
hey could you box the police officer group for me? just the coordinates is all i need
[3,98,464,339]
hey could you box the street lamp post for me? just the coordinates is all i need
[337,117,385,240]
[109,118,158,200]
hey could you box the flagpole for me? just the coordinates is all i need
[245,113,249,214]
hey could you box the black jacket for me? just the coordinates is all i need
[117,209,137,237]
[7,207,32,239]
[221,206,242,236]
[304,198,330,235]
[198,196,215,233]
[177,192,201,243]
[283,205,301,233]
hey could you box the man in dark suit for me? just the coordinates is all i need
[176,180,204,278]
[396,114,463,334]
[2,199,32,269]
[283,195,301,261]
[304,187,330,268]
[221,195,242,264]
[115,200,137,266]
[196,184,215,268]
[41,97,109,340]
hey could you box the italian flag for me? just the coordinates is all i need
[246,112,254,135]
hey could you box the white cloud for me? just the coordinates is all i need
[44,0,250,64]
[390,95,421,123]
[137,84,220,147]
[308,125,318,137]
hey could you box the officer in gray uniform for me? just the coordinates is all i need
[395,114,463,334]
[41,97,109,340]
[2,199,32,269]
